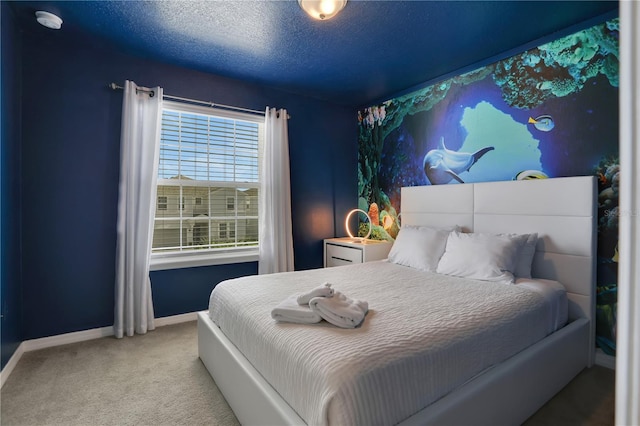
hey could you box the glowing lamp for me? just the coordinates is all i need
[345,209,371,240]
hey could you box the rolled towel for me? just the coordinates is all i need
[309,291,368,329]
[296,282,334,305]
[271,295,322,324]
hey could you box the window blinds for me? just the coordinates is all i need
[152,104,261,253]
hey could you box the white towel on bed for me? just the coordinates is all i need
[296,282,334,305]
[271,295,322,324]
[309,291,369,328]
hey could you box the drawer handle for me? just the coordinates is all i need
[331,256,353,263]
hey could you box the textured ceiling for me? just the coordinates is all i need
[9,0,618,106]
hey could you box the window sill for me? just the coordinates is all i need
[149,250,259,271]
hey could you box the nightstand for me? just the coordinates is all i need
[323,237,393,268]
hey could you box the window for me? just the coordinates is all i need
[151,101,263,268]
[219,223,228,240]
[157,196,167,210]
[218,222,238,240]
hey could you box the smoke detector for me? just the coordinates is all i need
[35,11,63,30]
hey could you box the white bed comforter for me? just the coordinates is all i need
[208,261,563,426]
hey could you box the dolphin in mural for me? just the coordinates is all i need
[423,137,494,185]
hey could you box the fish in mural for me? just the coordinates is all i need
[514,170,549,180]
[423,137,494,185]
[528,115,555,132]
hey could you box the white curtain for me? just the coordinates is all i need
[616,2,640,425]
[114,81,163,338]
[259,107,294,274]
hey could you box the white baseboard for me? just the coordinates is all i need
[0,311,198,389]
[0,342,25,389]
[595,348,616,370]
[23,325,114,352]
[154,312,197,327]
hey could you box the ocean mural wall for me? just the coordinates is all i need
[357,18,619,355]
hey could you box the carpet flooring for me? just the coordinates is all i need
[1,321,615,425]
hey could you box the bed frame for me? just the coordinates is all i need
[198,176,596,425]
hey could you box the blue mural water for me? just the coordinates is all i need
[358,18,619,354]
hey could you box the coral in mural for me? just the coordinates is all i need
[356,196,398,241]
[368,202,379,226]
[359,105,387,128]
[596,156,620,237]
[493,18,619,109]
[357,117,384,209]
[358,221,393,242]
[358,101,403,234]
[596,284,617,356]
[594,155,620,356]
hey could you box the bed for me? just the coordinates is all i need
[198,176,596,425]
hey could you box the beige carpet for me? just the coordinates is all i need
[1,321,615,425]
[1,321,239,426]
[524,362,615,425]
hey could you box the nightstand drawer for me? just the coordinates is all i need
[325,243,363,266]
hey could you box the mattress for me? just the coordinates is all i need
[208,261,567,426]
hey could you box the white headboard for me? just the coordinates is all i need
[401,176,597,353]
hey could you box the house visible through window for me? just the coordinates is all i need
[151,101,262,261]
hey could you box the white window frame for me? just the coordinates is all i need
[150,101,263,271]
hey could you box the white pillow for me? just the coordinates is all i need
[388,226,454,272]
[436,231,522,284]
[511,233,538,278]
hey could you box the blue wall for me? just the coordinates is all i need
[1,3,24,369]
[16,28,356,340]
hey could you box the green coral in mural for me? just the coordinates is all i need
[358,222,393,242]
[358,197,369,215]
[494,18,619,108]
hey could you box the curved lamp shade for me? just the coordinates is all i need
[298,0,347,20]
[345,209,371,240]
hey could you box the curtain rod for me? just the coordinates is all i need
[108,82,287,118]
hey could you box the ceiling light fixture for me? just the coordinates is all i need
[298,0,347,20]
[35,11,63,30]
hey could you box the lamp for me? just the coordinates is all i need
[298,0,347,20]
[35,11,63,30]
[345,209,371,241]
